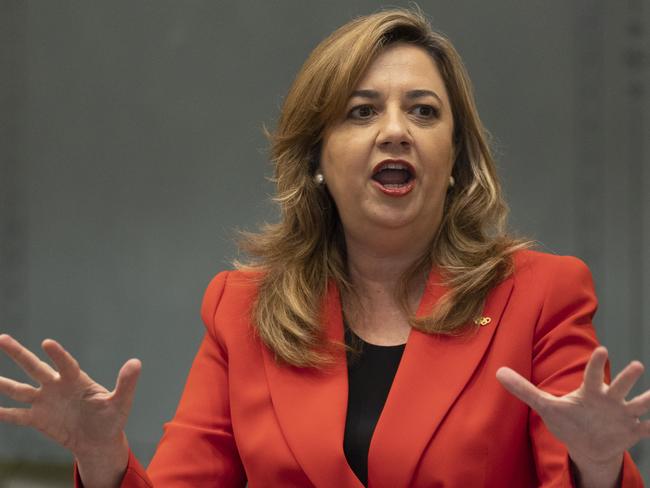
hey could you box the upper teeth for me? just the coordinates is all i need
[381,163,408,171]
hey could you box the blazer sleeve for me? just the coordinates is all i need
[528,256,644,487]
[74,270,247,487]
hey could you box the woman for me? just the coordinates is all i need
[0,8,647,487]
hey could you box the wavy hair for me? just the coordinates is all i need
[237,6,529,367]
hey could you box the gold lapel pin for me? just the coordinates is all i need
[474,316,492,327]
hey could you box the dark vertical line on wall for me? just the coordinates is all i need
[574,0,647,472]
[0,0,30,460]
[625,0,646,467]
[0,3,29,338]
[572,2,605,278]
[624,0,645,369]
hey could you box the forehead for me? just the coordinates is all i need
[352,43,447,98]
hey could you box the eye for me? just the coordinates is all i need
[411,105,440,119]
[348,104,376,120]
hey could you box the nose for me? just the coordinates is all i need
[376,107,413,149]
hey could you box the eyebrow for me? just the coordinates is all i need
[349,89,442,104]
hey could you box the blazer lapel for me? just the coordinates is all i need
[261,268,514,488]
[367,269,515,488]
[261,281,362,488]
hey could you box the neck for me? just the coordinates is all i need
[344,230,432,299]
[340,230,432,339]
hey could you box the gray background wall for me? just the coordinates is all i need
[1,0,648,482]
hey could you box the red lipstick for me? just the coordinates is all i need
[371,159,416,197]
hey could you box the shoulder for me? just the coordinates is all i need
[200,269,263,333]
[511,249,593,287]
[507,250,598,329]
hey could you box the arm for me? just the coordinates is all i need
[131,270,246,486]
[497,256,646,487]
[142,331,247,484]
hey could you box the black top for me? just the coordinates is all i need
[343,327,406,487]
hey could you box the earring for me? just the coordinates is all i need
[314,172,325,185]
[448,175,455,187]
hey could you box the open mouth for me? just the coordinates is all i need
[371,160,416,196]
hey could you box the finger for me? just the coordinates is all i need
[608,361,644,400]
[0,406,31,427]
[41,339,81,380]
[112,359,142,413]
[626,389,650,418]
[0,334,56,384]
[583,346,608,393]
[496,367,554,413]
[0,376,38,403]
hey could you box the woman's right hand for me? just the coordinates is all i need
[0,333,141,486]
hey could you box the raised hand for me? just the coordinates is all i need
[497,347,649,484]
[0,334,141,484]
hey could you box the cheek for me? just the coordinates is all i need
[321,132,369,179]
[421,136,455,172]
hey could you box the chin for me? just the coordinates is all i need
[367,209,419,230]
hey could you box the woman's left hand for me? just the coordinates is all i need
[496,347,650,468]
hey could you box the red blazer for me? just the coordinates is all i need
[75,250,643,487]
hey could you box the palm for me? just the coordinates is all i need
[497,347,650,465]
[28,370,120,453]
[0,334,140,458]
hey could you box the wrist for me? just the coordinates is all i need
[570,452,624,488]
[75,432,130,488]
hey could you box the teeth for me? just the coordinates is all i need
[382,163,408,170]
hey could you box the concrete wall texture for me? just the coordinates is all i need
[1,0,648,481]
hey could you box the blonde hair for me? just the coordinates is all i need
[237,6,529,367]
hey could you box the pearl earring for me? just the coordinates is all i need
[449,175,455,187]
[314,172,325,185]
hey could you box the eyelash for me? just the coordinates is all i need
[347,104,440,120]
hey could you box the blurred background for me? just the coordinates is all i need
[1,0,648,485]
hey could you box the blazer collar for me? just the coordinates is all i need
[261,267,514,488]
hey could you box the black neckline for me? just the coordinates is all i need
[346,325,407,350]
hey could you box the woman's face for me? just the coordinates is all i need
[320,42,455,246]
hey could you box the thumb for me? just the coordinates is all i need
[496,366,550,412]
[112,358,142,413]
